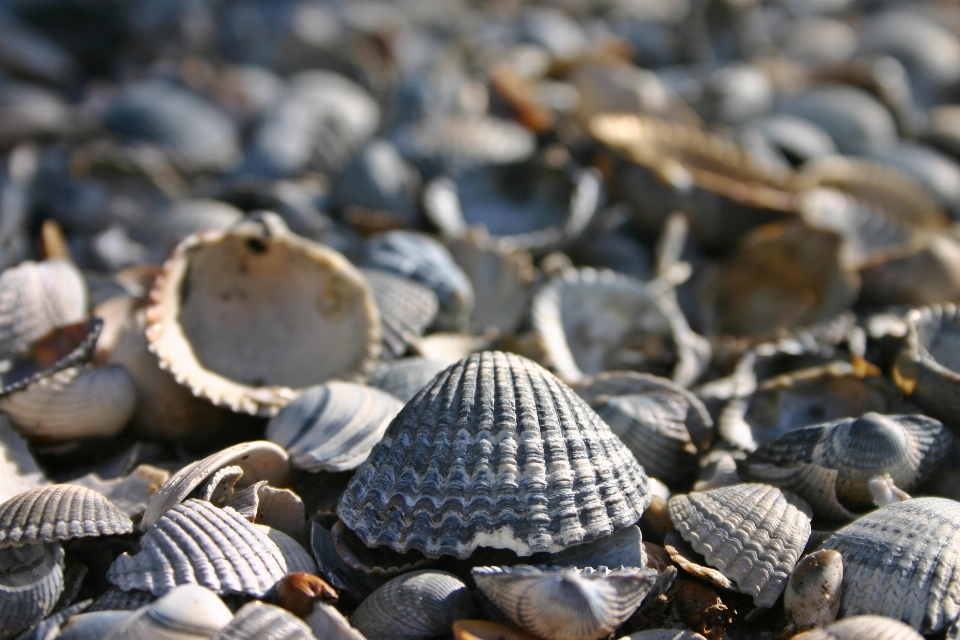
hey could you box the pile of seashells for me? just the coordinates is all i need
[5,0,960,639]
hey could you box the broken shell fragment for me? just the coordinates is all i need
[0,484,133,546]
[784,549,843,632]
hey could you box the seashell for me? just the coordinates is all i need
[867,143,960,220]
[362,230,474,331]
[56,611,133,640]
[744,115,838,167]
[784,549,843,632]
[792,615,925,640]
[274,572,338,617]
[304,602,365,640]
[0,416,47,504]
[452,620,538,640]
[667,483,812,607]
[102,584,233,640]
[741,413,951,521]
[146,213,381,416]
[337,351,652,559]
[577,372,713,486]
[0,542,64,639]
[140,440,289,532]
[362,269,439,360]
[820,498,960,633]
[267,381,403,473]
[590,113,798,251]
[350,569,476,640]
[0,259,86,357]
[473,565,659,640]
[0,15,77,86]
[309,519,388,603]
[0,484,133,546]
[104,81,240,174]
[87,587,155,612]
[108,499,300,597]
[214,601,316,640]
[412,331,492,364]
[859,234,960,306]
[0,81,72,144]
[694,449,743,492]
[777,86,897,156]
[893,303,960,424]
[331,519,434,579]
[531,268,709,386]
[366,357,447,403]
[0,363,136,441]
[545,525,646,571]
[663,531,735,592]
[257,525,318,576]
[423,159,601,256]
[67,464,170,520]
[619,632,707,640]
[135,199,245,262]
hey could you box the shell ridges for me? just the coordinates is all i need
[0,484,133,546]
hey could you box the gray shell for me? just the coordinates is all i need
[366,357,448,403]
[619,632,707,640]
[0,484,133,546]
[101,584,234,640]
[350,570,475,640]
[337,351,652,559]
[473,565,658,640]
[820,497,960,633]
[578,372,713,486]
[362,270,439,360]
[0,542,64,639]
[215,601,316,640]
[0,259,86,357]
[795,615,925,640]
[87,587,155,612]
[785,549,843,632]
[742,413,951,520]
[108,499,298,597]
[392,116,535,175]
[668,483,812,608]
[267,382,404,473]
[893,303,960,425]
[56,611,133,640]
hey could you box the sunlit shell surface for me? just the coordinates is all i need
[0,542,63,639]
[473,565,658,640]
[668,483,811,607]
[0,259,86,357]
[366,357,447,402]
[101,584,234,640]
[215,601,316,640]
[0,484,133,546]
[784,549,844,632]
[893,303,960,424]
[793,615,925,640]
[337,351,652,559]
[146,213,381,416]
[820,498,960,633]
[362,269,439,360]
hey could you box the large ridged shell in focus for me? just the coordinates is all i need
[337,351,652,559]
[578,372,713,486]
[793,615,924,640]
[0,259,86,357]
[349,570,476,640]
[0,485,133,546]
[742,413,951,521]
[141,440,288,532]
[102,584,234,640]
[820,498,960,633]
[146,213,381,416]
[366,357,447,403]
[108,499,299,597]
[531,268,709,386]
[667,483,811,608]
[214,601,316,640]
[473,565,659,640]
[267,382,404,473]
[362,269,438,360]
[893,303,960,424]
[0,542,63,639]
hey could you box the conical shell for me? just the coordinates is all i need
[108,499,296,597]
[267,382,404,473]
[742,413,951,520]
[893,303,960,425]
[102,584,234,640]
[820,497,960,633]
[366,357,448,403]
[362,269,438,360]
[146,213,381,416]
[793,615,925,640]
[0,259,86,357]
[337,351,652,559]
[0,542,64,640]
[214,601,316,640]
[668,483,812,608]
[350,570,476,640]
[473,565,658,640]
[0,484,133,546]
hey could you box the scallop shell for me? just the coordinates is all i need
[266,382,403,473]
[531,268,709,386]
[0,542,64,639]
[350,570,476,640]
[0,364,136,441]
[667,483,812,608]
[577,372,713,486]
[366,357,447,403]
[337,351,652,559]
[214,601,316,640]
[101,584,234,640]
[820,497,960,633]
[793,615,925,640]
[331,519,433,579]
[893,303,960,424]
[473,565,659,640]
[257,525,317,575]
[0,259,86,357]
[741,413,951,521]
[785,549,843,632]
[362,269,439,360]
[140,440,289,532]
[68,464,169,520]
[0,484,133,546]
[146,213,381,416]
[108,499,299,597]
